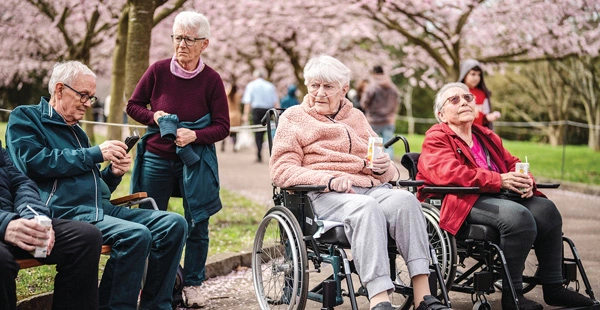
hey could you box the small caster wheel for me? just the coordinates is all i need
[473,300,492,310]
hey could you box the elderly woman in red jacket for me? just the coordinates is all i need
[270,54,448,310]
[417,82,593,310]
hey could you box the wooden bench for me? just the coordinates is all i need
[17,245,112,269]
[16,192,153,270]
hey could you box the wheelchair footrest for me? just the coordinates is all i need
[554,303,600,310]
[355,286,368,297]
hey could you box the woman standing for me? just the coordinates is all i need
[127,11,229,309]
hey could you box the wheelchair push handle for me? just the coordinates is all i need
[384,135,410,153]
[260,108,286,126]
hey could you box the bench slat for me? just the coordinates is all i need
[17,245,112,269]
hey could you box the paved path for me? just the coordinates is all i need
[195,143,600,309]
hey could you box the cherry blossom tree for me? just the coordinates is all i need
[0,0,123,142]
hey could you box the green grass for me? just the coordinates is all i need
[392,134,600,185]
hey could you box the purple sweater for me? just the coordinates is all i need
[127,58,230,160]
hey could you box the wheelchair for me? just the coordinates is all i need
[388,134,600,310]
[251,109,452,310]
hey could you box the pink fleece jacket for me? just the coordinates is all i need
[269,96,395,190]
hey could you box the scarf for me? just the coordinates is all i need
[170,54,204,79]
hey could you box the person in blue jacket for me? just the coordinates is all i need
[6,60,188,310]
[280,84,299,109]
[0,142,102,310]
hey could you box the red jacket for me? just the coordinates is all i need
[416,123,543,235]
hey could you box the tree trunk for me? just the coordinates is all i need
[590,108,600,151]
[124,0,154,134]
[402,85,414,135]
[107,6,130,141]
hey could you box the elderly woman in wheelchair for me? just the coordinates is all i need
[416,82,595,310]
[267,54,449,310]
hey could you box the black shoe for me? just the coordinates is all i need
[371,301,394,310]
[543,284,595,307]
[502,292,543,310]
[416,295,449,310]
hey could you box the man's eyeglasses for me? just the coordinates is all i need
[171,35,206,46]
[442,93,474,108]
[63,84,98,105]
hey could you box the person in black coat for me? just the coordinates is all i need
[0,142,103,310]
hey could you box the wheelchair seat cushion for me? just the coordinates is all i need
[315,223,398,250]
[456,223,500,244]
[317,226,351,248]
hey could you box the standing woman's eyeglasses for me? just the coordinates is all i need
[63,84,98,104]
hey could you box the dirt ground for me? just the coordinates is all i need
[176,143,600,310]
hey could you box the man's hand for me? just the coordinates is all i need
[111,154,132,176]
[99,140,128,162]
[175,128,197,147]
[4,218,55,254]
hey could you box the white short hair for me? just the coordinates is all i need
[303,54,351,87]
[48,61,96,96]
[173,11,210,38]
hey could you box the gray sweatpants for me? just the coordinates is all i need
[308,184,430,299]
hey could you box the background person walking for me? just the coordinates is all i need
[241,68,279,163]
[361,65,400,159]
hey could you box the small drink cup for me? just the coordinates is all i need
[515,162,530,193]
[33,215,52,258]
[515,162,529,175]
[367,137,383,169]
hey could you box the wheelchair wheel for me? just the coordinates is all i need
[389,204,456,310]
[252,206,309,310]
[421,203,457,289]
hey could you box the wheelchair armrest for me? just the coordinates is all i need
[110,192,159,210]
[281,185,327,192]
[389,180,424,187]
[421,186,480,194]
[536,183,560,189]
[110,192,148,205]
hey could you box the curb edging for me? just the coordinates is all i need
[16,251,254,310]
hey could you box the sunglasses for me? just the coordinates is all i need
[442,93,474,108]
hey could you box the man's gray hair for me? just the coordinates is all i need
[48,61,96,96]
[434,82,469,123]
[253,68,266,79]
[173,11,210,39]
[303,54,351,87]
